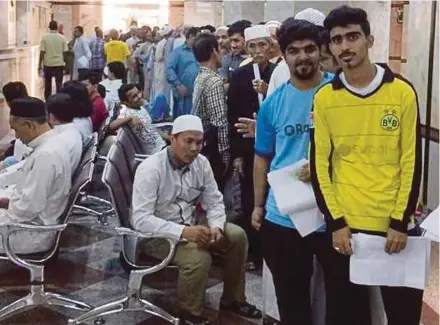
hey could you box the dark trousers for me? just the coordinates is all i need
[235,151,262,264]
[261,220,370,325]
[43,66,64,100]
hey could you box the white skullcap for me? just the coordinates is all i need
[172,115,204,135]
[244,25,271,42]
[265,20,281,30]
[216,25,229,32]
[159,25,173,36]
[294,8,326,27]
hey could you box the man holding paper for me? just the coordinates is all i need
[253,19,357,325]
[310,6,423,325]
[227,25,276,270]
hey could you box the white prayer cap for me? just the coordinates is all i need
[265,20,281,30]
[244,25,271,42]
[294,8,326,27]
[216,25,229,32]
[159,25,173,36]
[172,115,204,135]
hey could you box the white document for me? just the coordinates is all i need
[420,207,439,242]
[0,160,25,189]
[252,63,264,107]
[268,159,325,236]
[350,234,431,290]
[289,208,325,237]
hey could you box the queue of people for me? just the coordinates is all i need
[0,3,426,325]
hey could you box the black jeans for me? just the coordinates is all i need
[261,220,370,325]
[43,66,64,99]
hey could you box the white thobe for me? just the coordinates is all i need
[72,117,93,146]
[267,62,290,97]
[53,123,83,173]
[131,148,226,241]
[154,38,167,97]
[0,129,76,254]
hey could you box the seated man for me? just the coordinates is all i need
[47,93,83,173]
[100,61,125,118]
[1,82,32,162]
[131,115,262,325]
[79,71,109,132]
[0,97,77,254]
[108,83,165,155]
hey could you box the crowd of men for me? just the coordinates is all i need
[0,3,424,325]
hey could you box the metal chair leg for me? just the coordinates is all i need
[46,292,93,311]
[68,297,129,324]
[0,294,32,322]
[139,297,180,325]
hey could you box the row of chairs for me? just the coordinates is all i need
[68,126,180,324]
[0,133,99,322]
[0,125,180,324]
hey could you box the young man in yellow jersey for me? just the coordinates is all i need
[310,6,422,325]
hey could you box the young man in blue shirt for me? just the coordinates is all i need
[253,19,363,325]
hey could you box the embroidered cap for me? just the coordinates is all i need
[294,8,326,27]
[244,25,271,42]
[172,115,204,135]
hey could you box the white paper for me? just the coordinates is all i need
[0,160,25,189]
[13,139,32,161]
[268,159,316,215]
[268,159,325,236]
[252,63,264,107]
[350,234,431,290]
[289,208,325,237]
[420,207,439,242]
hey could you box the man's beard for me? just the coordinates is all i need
[293,62,318,80]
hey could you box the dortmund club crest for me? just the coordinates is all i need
[380,109,400,131]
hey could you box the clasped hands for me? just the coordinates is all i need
[182,225,224,249]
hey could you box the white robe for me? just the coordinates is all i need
[72,36,92,80]
[154,38,167,97]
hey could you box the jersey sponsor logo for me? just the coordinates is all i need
[284,124,310,136]
[380,109,400,131]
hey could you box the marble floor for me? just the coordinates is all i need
[0,163,437,325]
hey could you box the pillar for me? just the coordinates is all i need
[184,0,222,27]
[223,1,265,25]
[348,1,391,63]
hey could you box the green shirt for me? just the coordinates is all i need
[40,31,68,67]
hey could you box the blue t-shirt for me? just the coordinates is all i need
[255,73,334,229]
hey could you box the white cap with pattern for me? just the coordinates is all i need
[244,25,271,42]
[172,115,204,135]
[294,8,326,27]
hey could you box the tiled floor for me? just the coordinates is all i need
[0,164,437,325]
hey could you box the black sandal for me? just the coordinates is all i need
[179,310,211,325]
[220,301,262,319]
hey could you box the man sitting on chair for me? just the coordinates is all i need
[0,97,76,254]
[131,115,262,325]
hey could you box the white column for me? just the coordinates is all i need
[402,1,433,126]
[349,1,391,63]
[223,1,265,25]
[264,0,295,23]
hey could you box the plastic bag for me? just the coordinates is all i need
[224,169,243,222]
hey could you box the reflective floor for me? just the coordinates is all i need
[0,162,437,325]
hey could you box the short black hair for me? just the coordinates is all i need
[2,82,28,104]
[202,25,216,33]
[185,27,199,39]
[79,71,101,85]
[319,28,332,53]
[227,20,252,38]
[118,84,137,103]
[98,84,106,98]
[49,20,58,31]
[193,34,218,63]
[74,26,84,34]
[60,81,92,118]
[107,61,126,80]
[47,93,75,123]
[324,5,371,36]
[277,18,321,54]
